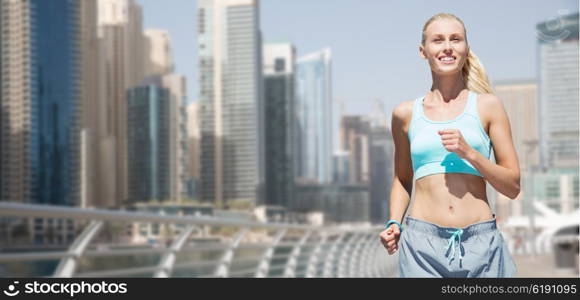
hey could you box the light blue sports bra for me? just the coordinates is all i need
[408,91,492,180]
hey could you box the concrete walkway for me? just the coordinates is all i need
[513,254,579,278]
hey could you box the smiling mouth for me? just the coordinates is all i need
[439,56,456,63]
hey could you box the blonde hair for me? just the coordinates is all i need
[421,13,494,94]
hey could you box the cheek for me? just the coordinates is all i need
[455,45,469,58]
[427,54,440,65]
[422,46,439,59]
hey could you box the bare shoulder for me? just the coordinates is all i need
[475,93,508,128]
[477,93,507,114]
[391,99,415,131]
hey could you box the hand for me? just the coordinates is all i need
[379,224,401,255]
[438,129,473,159]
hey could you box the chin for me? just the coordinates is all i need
[432,67,461,76]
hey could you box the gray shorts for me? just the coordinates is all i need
[398,216,517,278]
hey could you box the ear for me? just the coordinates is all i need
[419,45,426,59]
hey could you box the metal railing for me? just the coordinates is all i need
[0,202,398,278]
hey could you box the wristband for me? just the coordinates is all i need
[385,220,403,232]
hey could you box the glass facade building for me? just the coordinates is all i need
[127,85,171,203]
[263,43,295,208]
[537,12,579,170]
[295,48,333,184]
[30,0,80,206]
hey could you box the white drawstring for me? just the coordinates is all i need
[445,229,464,264]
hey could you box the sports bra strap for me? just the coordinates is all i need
[464,91,478,116]
[412,95,422,121]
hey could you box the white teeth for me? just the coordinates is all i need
[440,57,454,61]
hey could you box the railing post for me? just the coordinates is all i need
[360,234,376,277]
[154,224,199,278]
[53,220,103,278]
[305,232,327,278]
[214,227,249,278]
[283,230,312,278]
[370,241,382,277]
[337,233,359,278]
[346,233,369,277]
[361,235,380,277]
[254,229,287,278]
[322,232,346,278]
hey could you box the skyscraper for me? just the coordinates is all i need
[494,80,540,174]
[127,84,171,203]
[493,80,539,221]
[126,73,188,204]
[78,0,101,209]
[537,12,579,170]
[156,74,188,201]
[32,0,81,206]
[143,29,174,77]
[97,0,146,207]
[0,0,34,203]
[186,102,200,200]
[263,43,296,208]
[141,28,187,201]
[197,0,264,208]
[339,115,370,184]
[0,0,81,206]
[295,48,333,184]
[368,100,394,224]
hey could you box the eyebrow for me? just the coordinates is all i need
[431,33,464,38]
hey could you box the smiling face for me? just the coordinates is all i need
[420,18,469,76]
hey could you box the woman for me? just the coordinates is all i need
[379,13,519,277]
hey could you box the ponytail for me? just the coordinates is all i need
[462,49,494,94]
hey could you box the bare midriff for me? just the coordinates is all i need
[409,172,494,228]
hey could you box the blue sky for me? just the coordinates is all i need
[137,0,578,124]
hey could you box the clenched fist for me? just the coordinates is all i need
[438,129,474,159]
[379,224,401,255]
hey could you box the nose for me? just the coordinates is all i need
[443,41,453,53]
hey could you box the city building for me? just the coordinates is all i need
[333,151,350,183]
[197,0,264,208]
[143,29,174,77]
[293,183,370,225]
[0,0,81,206]
[157,75,188,202]
[0,0,84,246]
[493,80,539,222]
[339,115,371,184]
[537,12,579,171]
[262,43,296,209]
[127,83,171,203]
[127,202,213,245]
[368,100,394,224]
[186,102,200,200]
[96,0,146,208]
[338,102,394,224]
[295,48,333,184]
[0,0,35,204]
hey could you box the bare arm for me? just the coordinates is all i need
[466,94,521,199]
[389,102,415,222]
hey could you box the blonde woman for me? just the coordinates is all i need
[379,13,519,277]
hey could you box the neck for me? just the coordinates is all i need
[429,72,466,102]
